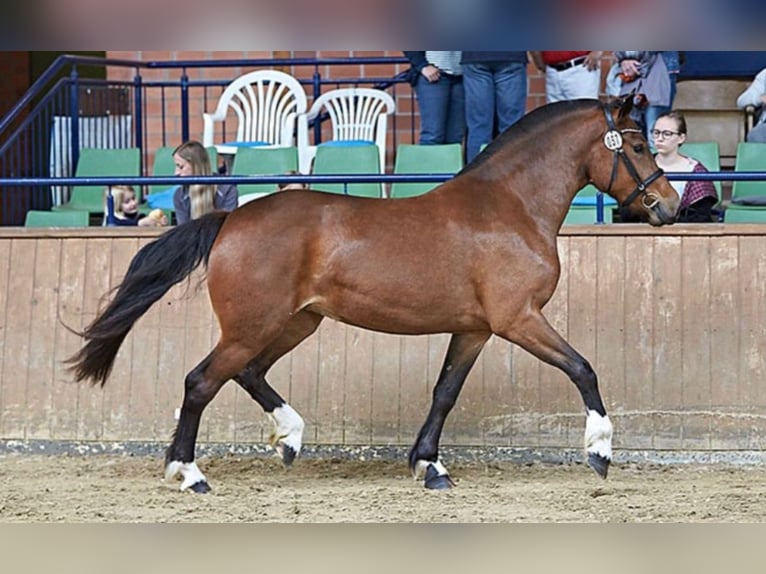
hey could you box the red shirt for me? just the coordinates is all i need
[541,51,590,65]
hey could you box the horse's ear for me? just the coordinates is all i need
[617,94,634,120]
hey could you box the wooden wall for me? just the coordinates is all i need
[1,225,765,454]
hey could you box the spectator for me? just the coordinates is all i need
[172,140,238,225]
[461,51,529,162]
[277,170,308,191]
[404,51,465,146]
[652,111,718,223]
[736,66,766,143]
[531,51,602,103]
[613,51,677,147]
[104,185,167,227]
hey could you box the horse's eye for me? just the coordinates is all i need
[633,144,645,153]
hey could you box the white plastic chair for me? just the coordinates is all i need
[202,70,309,159]
[299,87,395,174]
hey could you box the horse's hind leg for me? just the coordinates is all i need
[165,342,253,493]
[233,311,324,466]
[498,308,612,478]
[409,332,490,490]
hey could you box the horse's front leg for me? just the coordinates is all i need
[409,332,490,489]
[165,344,249,493]
[498,308,612,478]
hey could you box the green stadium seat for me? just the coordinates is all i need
[311,144,382,198]
[230,146,300,201]
[53,147,140,216]
[564,184,616,224]
[724,142,766,223]
[390,143,463,199]
[24,209,90,227]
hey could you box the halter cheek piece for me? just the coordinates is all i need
[602,106,664,210]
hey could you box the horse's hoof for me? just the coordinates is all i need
[588,452,610,479]
[280,444,297,467]
[188,480,211,494]
[424,463,455,490]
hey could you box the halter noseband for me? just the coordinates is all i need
[602,106,664,210]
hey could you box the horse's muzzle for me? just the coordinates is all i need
[649,199,679,226]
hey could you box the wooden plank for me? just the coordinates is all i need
[1,239,36,438]
[314,319,346,444]
[622,236,655,448]
[289,321,320,444]
[76,238,112,439]
[342,326,374,444]
[153,272,194,442]
[738,235,766,448]
[679,236,712,450]
[395,332,429,445]
[749,237,766,449]
[0,238,13,436]
[100,237,138,441]
[480,335,513,446]
[50,238,88,439]
[709,235,741,449]
[595,235,626,448]
[369,331,401,444]
[26,239,62,439]
[652,236,683,450]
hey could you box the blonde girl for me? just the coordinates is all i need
[171,140,238,224]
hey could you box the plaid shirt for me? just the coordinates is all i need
[680,161,718,210]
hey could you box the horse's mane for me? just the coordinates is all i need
[459,98,606,176]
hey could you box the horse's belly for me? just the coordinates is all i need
[304,290,487,335]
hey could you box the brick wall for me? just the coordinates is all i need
[107,51,615,170]
[0,52,30,142]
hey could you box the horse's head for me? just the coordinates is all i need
[588,97,680,226]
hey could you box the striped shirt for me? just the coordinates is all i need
[426,51,462,76]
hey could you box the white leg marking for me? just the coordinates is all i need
[165,460,208,491]
[413,459,449,480]
[268,404,305,458]
[584,410,613,460]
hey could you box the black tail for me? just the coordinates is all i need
[66,211,229,386]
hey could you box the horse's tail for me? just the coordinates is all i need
[66,211,230,387]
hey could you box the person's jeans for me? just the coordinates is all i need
[645,72,678,150]
[463,61,527,162]
[414,74,465,145]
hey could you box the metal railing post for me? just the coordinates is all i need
[133,69,144,175]
[180,70,190,143]
[69,65,81,171]
[312,68,322,144]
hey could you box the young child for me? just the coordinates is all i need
[104,185,167,227]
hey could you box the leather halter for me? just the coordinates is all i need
[602,106,664,210]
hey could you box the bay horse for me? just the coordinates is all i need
[67,97,679,493]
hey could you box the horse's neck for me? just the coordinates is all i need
[464,123,596,231]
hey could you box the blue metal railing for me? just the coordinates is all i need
[4,170,766,226]
[0,54,412,225]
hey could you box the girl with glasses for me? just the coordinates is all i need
[652,111,719,222]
